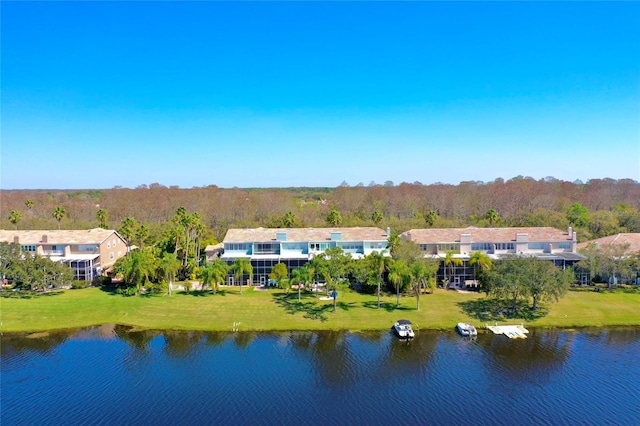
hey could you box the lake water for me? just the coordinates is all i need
[2,326,639,425]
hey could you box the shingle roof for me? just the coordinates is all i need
[223,227,388,243]
[401,226,573,243]
[0,228,123,245]
[577,233,640,254]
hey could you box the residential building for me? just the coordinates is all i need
[0,228,128,281]
[221,227,389,286]
[577,233,640,284]
[401,226,586,288]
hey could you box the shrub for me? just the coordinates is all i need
[71,280,90,289]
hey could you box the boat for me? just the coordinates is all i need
[456,322,478,337]
[393,319,415,339]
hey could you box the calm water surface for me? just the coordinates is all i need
[2,326,639,425]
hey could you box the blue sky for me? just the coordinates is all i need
[2,1,639,189]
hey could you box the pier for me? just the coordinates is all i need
[486,323,529,339]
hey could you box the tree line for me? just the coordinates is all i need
[2,178,639,244]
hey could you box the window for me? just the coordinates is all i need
[255,243,278,254]
[79,245,98,252]
[420,244,428,251]
[107,242,111,249]
[528,243,546,250]
[226,243,247,251]
[471,243,492,251]
[109,252,114,260]
[437,244,459,251]
[21,245,37,252]
[495,243,514,250]
[558,242,571,249]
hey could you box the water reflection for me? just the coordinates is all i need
[2,326,639,425]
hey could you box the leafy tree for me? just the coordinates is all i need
[135,224,149,248]
[8,210,22,229]
[387,234,401,258]
[526,260,574,310]
[96,208,109,229]
[12,254,73,291]
[52,206,66,229]
[232,257,253,295]
[325,209,343,226]
[566,202,590,227]
[269,262,289,292]
[482,256,529,312]
[0,242,22,282]
[371,210,383,226]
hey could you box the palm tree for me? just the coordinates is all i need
[371,210,383,226]
[388,260,408,307]
[232,258,253,295]
[158,252,181,296]
[209,259,229,294]
[282,211,296,227]
[25,200,34,210]
[325,209,343,226]
[118,217,137,250]
[424,210,438,227]
[367,251,387,309]
[468,251,492,285]
[485,209,500,227]
[444,250,463,287]
[8,210,22,229]
[291,267,304,302]
[52,206,66,230]
[96,208,109,229]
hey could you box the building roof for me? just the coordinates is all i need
[223,227,388,243]
[577,233,640,254]
[402,226,574,243]
[0,228,124,245]
[204,243,224,252]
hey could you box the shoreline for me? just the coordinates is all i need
[1,286,639,334]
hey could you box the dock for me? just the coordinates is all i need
[486,323,529,339]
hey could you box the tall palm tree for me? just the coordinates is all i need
[52,206,66,230]
[368,251,388,309]
[291,267,304,302]
[424,210,438,227]
[444,250,463,287]
[282,211,296,227]
[468,251,492,285]
[8,210,22,230]
[371,210,383,226]
[96,208,109,229]
[232,258,253,295]
[388,260,408,307]
[485,209,500,227]
[25,199,34,210]
[158,252,181,296]
[209,259,229,294]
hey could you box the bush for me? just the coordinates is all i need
[93,276,112,287]
[117,285,138,296]
[71,280,90,289]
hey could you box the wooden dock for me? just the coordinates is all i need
[486,323,529,339]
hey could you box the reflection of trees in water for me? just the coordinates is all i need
[479,330,572,383]
[288,330,440,389]
[114,325,158,352]
[232,331,257,349]
[1,330,69,362]
[163,330,209,358]
[379,331,439,382]
[584,327,640,349]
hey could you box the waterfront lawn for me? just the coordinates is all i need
[1,285,638,333]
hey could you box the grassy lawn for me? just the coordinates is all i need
[1,285,638,333]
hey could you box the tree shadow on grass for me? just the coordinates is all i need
[457,298,549,323]
[362,301,409,312]
[1,289,63,299]
[272,293,334,322]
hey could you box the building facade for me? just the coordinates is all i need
[221,227,389,286]
[401,226,586,288]
[0,228,128,281]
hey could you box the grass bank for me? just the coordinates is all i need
[1,286,638,333]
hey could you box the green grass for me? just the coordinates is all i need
[1,286,638,333]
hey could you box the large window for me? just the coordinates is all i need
[226,243,247,251]
[528,243,546,250]
[21,245,37,252]
[79,245,98,252]
[495,243,514,250]
[471,243,492,251]
[438,244,459,252]
[255,243,278,254]
[558,242,571,250]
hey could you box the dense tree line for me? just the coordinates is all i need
[0,242,74,291]
[2,178,640,246]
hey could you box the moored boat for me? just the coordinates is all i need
[456,322,478,337]
[393,319,415,339]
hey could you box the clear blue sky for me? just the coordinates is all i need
[2,1,639,189]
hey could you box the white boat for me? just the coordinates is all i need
[394,319,415,339]
[456,322,478,337]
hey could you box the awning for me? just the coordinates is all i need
[50,254,99,263]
